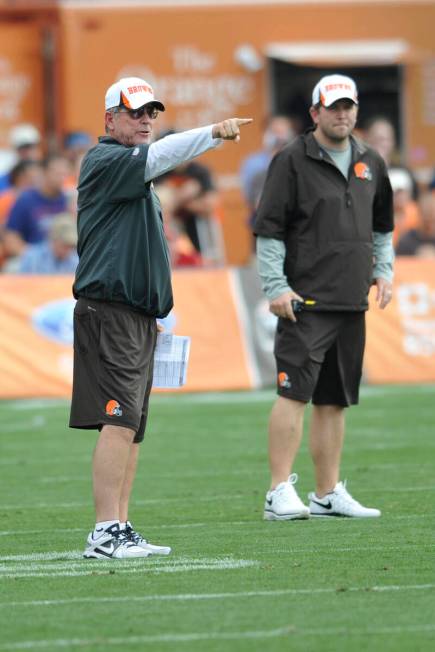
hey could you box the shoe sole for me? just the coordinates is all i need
[140,546,171,555]
[309,512,381,518]
[264,510,310,521]
[83,549,152,559]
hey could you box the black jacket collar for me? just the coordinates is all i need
[303,128,367,162]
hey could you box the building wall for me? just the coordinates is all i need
[56,2,435,263]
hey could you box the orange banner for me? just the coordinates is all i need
[0,260,434,399]
[364,258,435,383]
[0,270,253,399]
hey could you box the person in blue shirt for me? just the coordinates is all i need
[15,212,78,274]
[239,115,294,225]
[0,123,42,192]
[4,155,70,257]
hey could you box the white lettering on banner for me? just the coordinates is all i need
[118,45,254,131]
[396,283,435,356]
[0,58,30,130]
[172,46,215,73]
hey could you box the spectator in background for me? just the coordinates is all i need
[13,213,78,274]
[240,115,295,224]
[0,124,42,192]
[363,116,397,166]
[62,131,94,191]
[0,160,43,227]
[363,115,419,201]
[171,161,224,264]
[0,160,43,269]
[155,133,224,264]
[396,192,435,257]
[3,155,69,258]
[153,181,203,267]
[389,167,421,249]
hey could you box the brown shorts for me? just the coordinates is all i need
[69,297,157,443]
[274,311,365,407]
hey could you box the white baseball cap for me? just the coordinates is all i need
[312,74,358,108]
[10,123,41,149]
[105,77,165,112]
[388,167,413,193]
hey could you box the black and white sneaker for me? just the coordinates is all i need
[308,481,381,518]
[264,474,310,521]
[83,523,151,559]
[124,521,171,555]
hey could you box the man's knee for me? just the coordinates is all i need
[100,424,136,444]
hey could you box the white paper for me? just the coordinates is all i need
[152,333,191,389]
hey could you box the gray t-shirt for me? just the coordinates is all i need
[320,144,352,179]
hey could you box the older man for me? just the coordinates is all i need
[70,77,251,559]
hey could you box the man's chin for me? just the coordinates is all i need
[134,134,151,145]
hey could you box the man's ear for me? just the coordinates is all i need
[309,105,320,125]
[105,110,115,133]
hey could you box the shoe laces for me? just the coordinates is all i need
[125,522,147,545]
[113,529,129,543]
[274,473,299,498]
[333,481,360,507]
[104,524,129,545]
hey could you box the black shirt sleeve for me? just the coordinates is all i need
[373,156,394,233]
[253,149,296,240]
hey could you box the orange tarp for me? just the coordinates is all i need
[0,270,253,399]
[0,260,434,400]
[365,258,435,383]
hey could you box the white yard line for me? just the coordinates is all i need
[3,583,435,608]
[0,627,294,650]
[2,484,435,511]
[0,553,257,579]
[3,622,435,650]
[0,552,246,563]
[0,560,257,579]
[0,512,433,538]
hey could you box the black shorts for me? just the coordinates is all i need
[69,298,157,443]
[274,311,365,407]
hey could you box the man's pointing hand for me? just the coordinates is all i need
[212,118,253,143]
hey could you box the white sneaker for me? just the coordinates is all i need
[264,473,310,521]
[308,481,381,518]
[124,521,171,556]
[84,523,152,559]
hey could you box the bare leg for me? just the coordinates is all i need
[309,405,345,497]
[119,442,140,523]
[93,425,135,522]
[269,396,306,489]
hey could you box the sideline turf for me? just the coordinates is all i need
[1,385,434,651]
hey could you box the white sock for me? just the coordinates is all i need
[119,522,127,531]
[94,519,119,536]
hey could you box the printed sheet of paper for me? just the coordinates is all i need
[152,333,191,389]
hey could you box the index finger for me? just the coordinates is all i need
[236,118,253,126]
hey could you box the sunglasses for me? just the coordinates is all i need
[113,105,159,120]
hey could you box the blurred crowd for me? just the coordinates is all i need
[0,123,227,274]
[0,115,434,276]
[240,114,435,259]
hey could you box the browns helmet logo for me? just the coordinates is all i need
[278,372,291,389]
[354,162,372,181]
[105,400,123,417]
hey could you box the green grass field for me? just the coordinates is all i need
[1,385,435,652]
